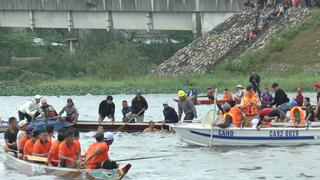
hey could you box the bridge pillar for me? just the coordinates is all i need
[106,11,113,31]
[29,11,34,30]
[192,12,202,39]
[67,11,74,32]
[146,12,153,32]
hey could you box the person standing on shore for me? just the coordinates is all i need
[249,70,261,97]
[131,90,148,123]
[18,95,43,122]
[98,95,116,124]
[178,90,197,122]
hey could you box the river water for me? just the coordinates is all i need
[0,93,319,180]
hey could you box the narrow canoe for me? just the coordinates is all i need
[74,121,170,132]
[0,121,171,133]
[4,152,130,180]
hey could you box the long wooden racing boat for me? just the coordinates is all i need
[74,121,171,132]
[4,152,130,180]
[0,121,171,133]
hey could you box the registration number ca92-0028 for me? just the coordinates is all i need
[269,130,299,137]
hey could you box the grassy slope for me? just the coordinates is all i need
[1,10,320,95]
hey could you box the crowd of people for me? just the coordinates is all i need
[3,116,130,174]
[186,70,320,129]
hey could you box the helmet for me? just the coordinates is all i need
[178,90,186,97]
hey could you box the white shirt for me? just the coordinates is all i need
[18,99,42,115]
[16,130,26,150]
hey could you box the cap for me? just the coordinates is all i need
[236,84,243,89]
[34,95,42,99]
[222,103,231,110]
[207,86,212,89]
[41,98,47,104]
[162,101,168,105]
[178,90,186,97]
[18,120,28,128]
[104,132,114,141]
[135,89,142,95]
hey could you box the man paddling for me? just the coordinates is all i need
[131,90,148,123]
[48,130,65,166]
[177,90,197,122]
[59,98,79,124]
[16,120,29,148]
[162,101,179,123]
[32,129,51,157]
[18,127,32,159]
[23,129,40,160]
[58,128,81,168]
[4,117,18,152]
[98,95,116,124]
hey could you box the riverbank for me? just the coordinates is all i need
[0,72,318,96]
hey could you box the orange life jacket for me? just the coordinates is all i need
[242,92,259,116]
[229,106,243,127]
[223,112,236,127]
[290,106,305,127]
[224,91,233,101]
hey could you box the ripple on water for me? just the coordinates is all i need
[239,167,263,171]
[298,173,315,178]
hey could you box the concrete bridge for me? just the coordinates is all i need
[0,0,245,36]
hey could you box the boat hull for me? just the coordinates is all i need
[4,153,126,180]
[172,123,320,146]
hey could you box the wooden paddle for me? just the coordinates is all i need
[27,155,48,163]
[82,154,176,167]
[115,109,144,131]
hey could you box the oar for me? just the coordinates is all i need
[115,109,144,131]
[116,154,176,162]
[82,154,176,167]
[27,155,48,163]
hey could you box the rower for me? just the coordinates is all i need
[58,128,81,168]
[84,132,124,170]
[131,90,148,123]
[4,117,18,152]
[177,90,197,122]
[162,101,179,124]
[83,132,110,169]
[240,86,261,127]
[59,98,79,124]
[121,100,131,122]
[46,125,55,143]
[34,99,58,119]
[18,95,43,122]
[18,127,32,159]
[23,129,40,160]
[98,95,116,124]
[16,120,29,149]
[73,128,81,155]
[143,121,160,133]
[48,130,65,166]
[32,129,51,157]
